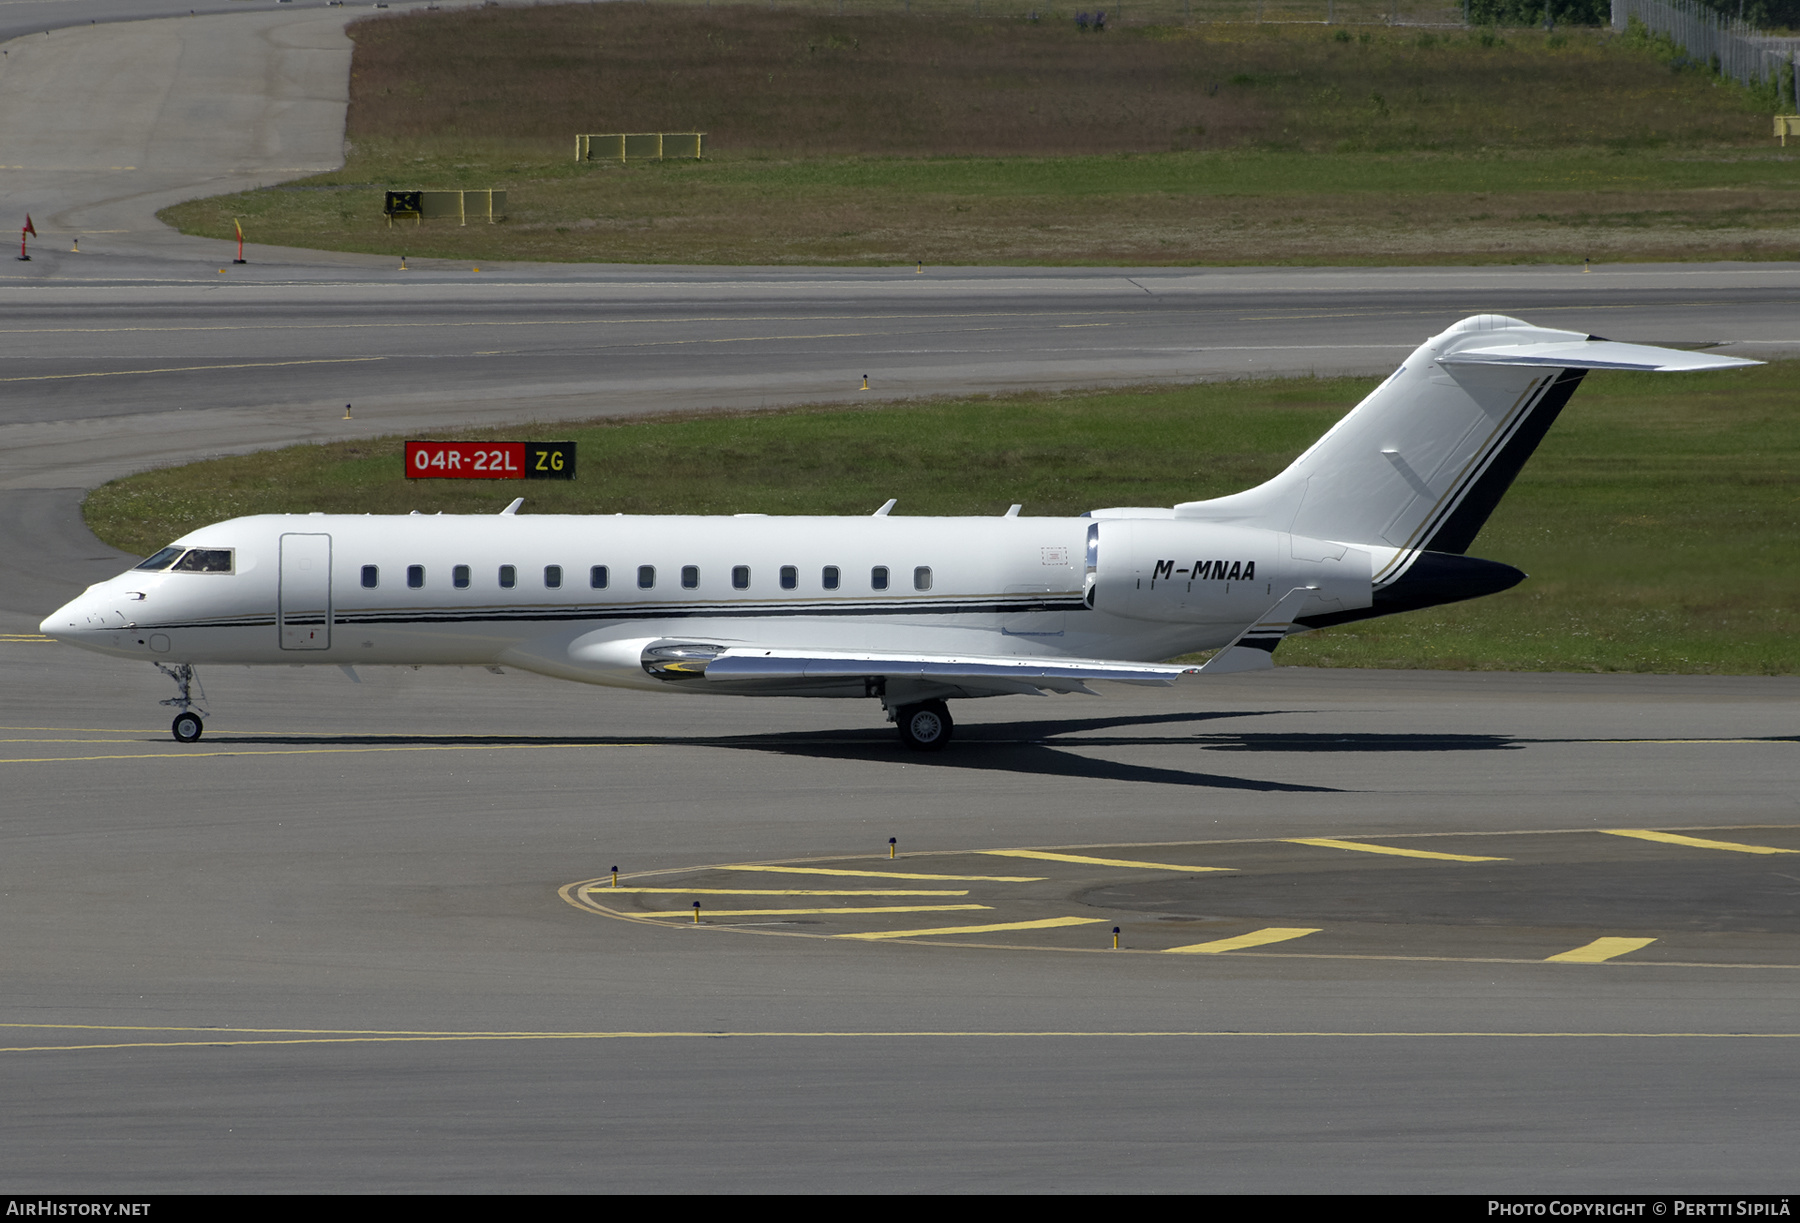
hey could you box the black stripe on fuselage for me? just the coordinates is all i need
[143,596,1092,633]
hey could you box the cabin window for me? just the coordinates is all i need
[135,546,185,572]
[499,565,516,589]
[637,565,655,590]
[914,566,932,591]
[453,565,471,590]
[361,565,379,589]
[780,565,798,591]
[407,565,425,589]
[545,565,562,589]
[591,565,610,590]
[732,566,751,590]
[871,566,890,591]
[171,548,233,574]
[681,565,700,589]
[822,566,840,590]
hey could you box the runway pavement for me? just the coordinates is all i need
[1,2,1798,1194]
[4,652,1798,1191]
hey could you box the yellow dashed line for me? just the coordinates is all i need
[1592,738,1791,744]
[1546,937,1658,963]
[1167,927,1322,954]
[0,742,647,764]
[837,916,1106,941]
[719,865,1043,882]
[0,307,1136,338]
[4,1023,1799,1056]
[582,887,970,897]
[1286,838,1507,862]
[646,904,992,918]
[0,739,168,745]
[1603,829,1798,855]
[981,849,1234,872]
[0,357,386,384]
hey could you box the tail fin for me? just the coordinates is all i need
[1175,315,1756,555]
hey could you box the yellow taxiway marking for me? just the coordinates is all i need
[1602,829,1799,855]
[583,887,971,897]
[5,1022,1800,1054]
[643,904,992,919]
[1545,937,1659,964]
[0,742,650,765]
[1286,837,1507,862]
[719,865,1043,882]
[0,307,1140,338]
[0,739,193,745]
[1167,927,1323,954]
[836,916,1107,941]
[0,356,386,384]
[981,849,1234,872]
[1590,738,1793,744]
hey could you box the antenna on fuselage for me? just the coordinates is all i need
[500,497,524,516]
[872,498,896,517]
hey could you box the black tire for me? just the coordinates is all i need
[171,712,203,743]
[895,700,953,752]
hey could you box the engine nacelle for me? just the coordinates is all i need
[1089,520,1372,625]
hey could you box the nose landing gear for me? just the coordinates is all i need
[155,663,208,743]
[893,699,953,752]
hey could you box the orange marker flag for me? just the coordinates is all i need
[233,218,242,242]
[23,215,36,237]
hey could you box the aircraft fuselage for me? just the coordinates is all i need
[47,512,1377,695]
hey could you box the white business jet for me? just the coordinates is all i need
[42,315,1754,749]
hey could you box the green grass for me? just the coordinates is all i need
[158,9,1800,265]
[84,364,1800,674]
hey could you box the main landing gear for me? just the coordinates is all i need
[156,662,208,743]
[893,699,953,752]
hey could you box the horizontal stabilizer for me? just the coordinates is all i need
[1441,340,1759,373]
[702,648,1198,691]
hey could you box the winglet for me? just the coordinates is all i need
[1198,586,1317,675]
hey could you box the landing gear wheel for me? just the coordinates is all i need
[895,700,953,752]
[171,711,204,743]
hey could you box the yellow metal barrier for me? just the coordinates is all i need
[386,189,507,226]
[576,132,706,162]
[1776,116,1800,146]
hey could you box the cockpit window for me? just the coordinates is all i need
[134,547,185,571]
[139,547,234,573]
[170,548,234,574]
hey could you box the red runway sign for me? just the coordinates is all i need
[404,441,575,480]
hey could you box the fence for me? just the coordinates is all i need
[1611,0,1800,106]
[384,189,508,226]
[577,132,708,162]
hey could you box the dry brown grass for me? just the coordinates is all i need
[162,6,1800,264]
[347,7,1769,157]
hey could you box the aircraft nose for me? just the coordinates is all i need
[39,588,125,642]
[40,594,90,640]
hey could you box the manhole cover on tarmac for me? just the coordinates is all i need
[560,826,1800,968]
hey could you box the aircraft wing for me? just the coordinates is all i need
[698,647,1199,694]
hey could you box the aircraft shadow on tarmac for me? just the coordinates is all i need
[185,710,1563,793]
